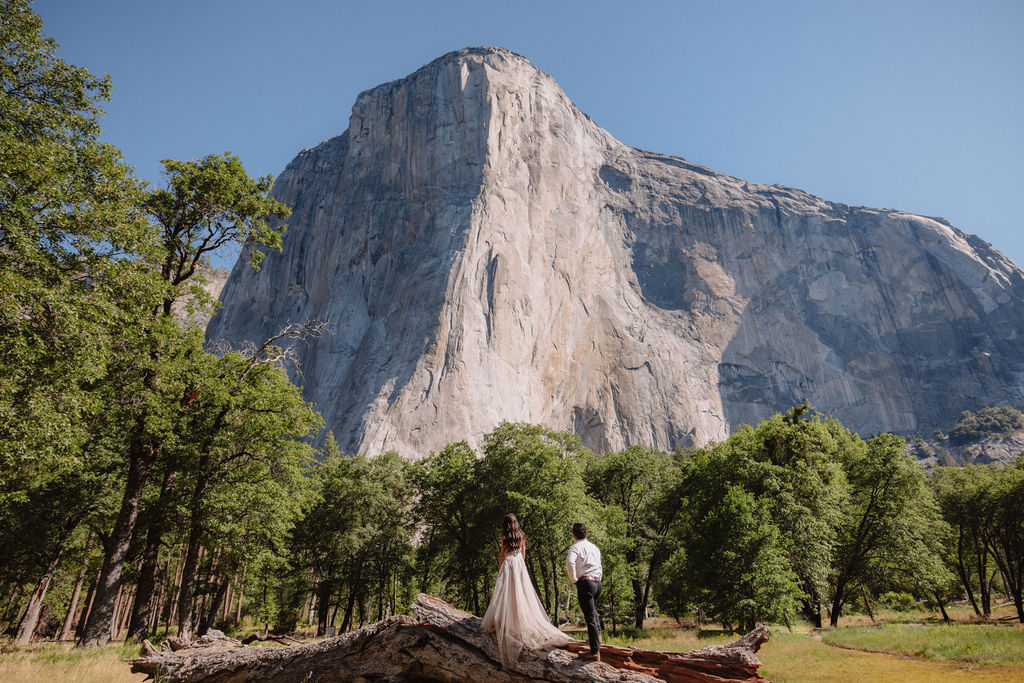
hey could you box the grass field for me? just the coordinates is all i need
[602,605,1024,683]
[821,623,1024,665]
[761,629,1024,683]
[4,606,1024,682]
[0,641,145,683]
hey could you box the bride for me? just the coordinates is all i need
[482,513,572,668]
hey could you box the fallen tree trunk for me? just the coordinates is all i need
[129,593,769,682]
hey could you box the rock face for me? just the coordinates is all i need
[174,265,230,331]
[207,47,1024,458]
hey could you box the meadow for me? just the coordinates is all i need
[603,604,1024,683]
[0,641,144,683]
[5,604,1024,682]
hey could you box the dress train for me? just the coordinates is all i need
[482,551,572,668]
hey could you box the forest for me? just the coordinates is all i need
[3,0,1024,651]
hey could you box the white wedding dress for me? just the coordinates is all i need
[482,548,572,668]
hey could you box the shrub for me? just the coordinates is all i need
[949,407,1024,445]
[879,591,916,612]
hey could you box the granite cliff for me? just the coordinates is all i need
[207,47,1024,458]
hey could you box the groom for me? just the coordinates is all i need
[566,523,602,661]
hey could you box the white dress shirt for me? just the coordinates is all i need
[566,538,602,583]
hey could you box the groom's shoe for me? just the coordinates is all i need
[580,650,601,662]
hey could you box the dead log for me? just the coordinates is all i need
[128,593,769,682]
[240,632,302,646]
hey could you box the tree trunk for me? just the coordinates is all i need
[340,585,357,634]
[301,589,312,626]
[235,564,247,624]
[59,534,93,641]
[315,581,331,636]
[640,572,655,630]
[127,468,178,641]
[198,577,230,636]
[150,556,172,634]
[175,474,208,641]
[75,569,100,642]
[982,570,993,617]
[131,594,770,682]
[536,555,551,615]
[79,441,157,647]
[933,592,951,624]
[165,547,185,628]
[330,600,339,629]
[550,555,561,627]
[109,584,124,641]
[976,544,992,617]
[59,571,86,641]
[3,587,20,625]
[828,579,846,628]
[631,577,645,629]
[15,543,66,645]
[955,532,981,616]
[861,587,875,623]
[10,592,30,633]
[117,587,135,638]
[223,580,232,623]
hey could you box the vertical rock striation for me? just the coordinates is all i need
[207,47,1024,457]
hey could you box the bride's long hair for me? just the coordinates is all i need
[502,513,524,552]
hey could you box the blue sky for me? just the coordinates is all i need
[35,0,1024,269]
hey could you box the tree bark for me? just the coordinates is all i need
[59,532,95,641]
[631,577,645,629]
[828,580,846,628]
[199,576,230,636]
[75,569,100,642]
[175,474,208,641]
[15,543,66,645]
[165,547,185,627]
[340,584,357,633]
[79,441,158,647]
[861,587,875,623]
[109,584,124,640]
[150,556,172,634]
[222,580,232,623]
[3,587,20,626]
[128,468,178,641]
[117,586,135,638]
[975,542,992,617]
[235,564,247,624]
[315,581,331,636]
[551,555,560,627]
[933,592,951,624]
[130,593,769,682]
[955,531,981,616]
[624,545,646,630]
[59,564,88,641]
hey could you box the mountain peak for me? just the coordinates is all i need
[209,50,1024,458]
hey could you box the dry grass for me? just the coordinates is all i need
[0,641,146,683]
[605,608,1024,683]
[761,629,1024,683]
[604,627,732,652]
[5,606,1024,683]
[836,602,1020,628]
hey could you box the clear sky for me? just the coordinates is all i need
[35,0,1024,270]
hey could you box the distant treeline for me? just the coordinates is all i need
[6,405,1024,646]
[3,0,1024,648]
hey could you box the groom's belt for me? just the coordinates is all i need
[579,575,602,581]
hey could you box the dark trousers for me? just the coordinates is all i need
[576,578,602,652]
